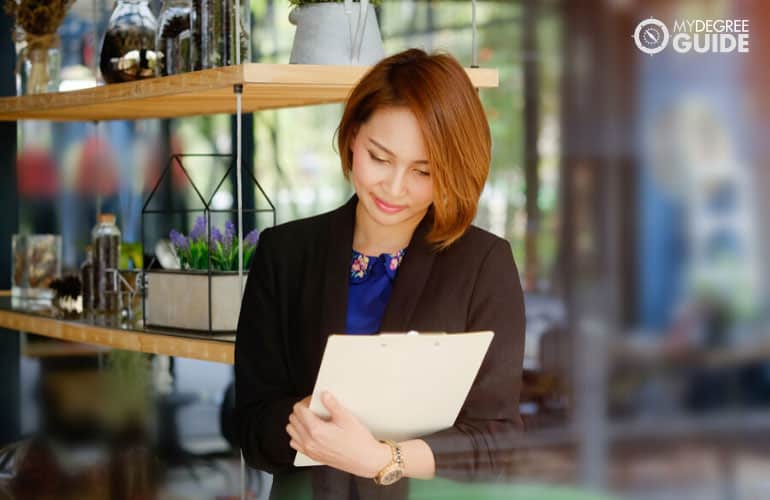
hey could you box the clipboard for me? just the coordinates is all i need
[294,330,494,467]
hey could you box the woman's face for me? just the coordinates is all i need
[349,106,434,232]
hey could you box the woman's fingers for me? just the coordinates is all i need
[288,412,312,445]
[286,421,301,444]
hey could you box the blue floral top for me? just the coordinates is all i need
[345,248,406,334]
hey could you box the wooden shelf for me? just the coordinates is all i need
[0,298,234,364]
[0,63,499,122]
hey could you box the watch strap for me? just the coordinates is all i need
[374,439,405,485]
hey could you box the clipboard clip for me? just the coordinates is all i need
[377,331,446,336]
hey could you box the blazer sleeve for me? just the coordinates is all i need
[420,238,526,481]
[235,228,302,474]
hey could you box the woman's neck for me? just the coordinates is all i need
[353,203,423,256]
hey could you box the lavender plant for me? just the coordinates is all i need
[169,216,259,271]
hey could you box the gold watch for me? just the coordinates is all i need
[373,439,405,486]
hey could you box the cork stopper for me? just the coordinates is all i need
[98,213,116,225]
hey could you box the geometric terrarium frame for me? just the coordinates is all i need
[141,153,275,334]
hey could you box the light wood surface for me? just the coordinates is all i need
[0,63,499,122]
[0,307,234,364]
[23,340,112,358]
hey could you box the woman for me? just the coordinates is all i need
[235,48,525,499]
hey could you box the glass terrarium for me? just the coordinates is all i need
[141,154,273,334]
[11,234,62,300]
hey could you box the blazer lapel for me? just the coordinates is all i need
[379,209,436,332]
[316,195,357,366]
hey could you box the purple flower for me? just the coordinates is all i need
[169,229,189,250]
[211,227,223,245]
[245,229,259,247]
[224,220,236,248]
[190,216,207,241]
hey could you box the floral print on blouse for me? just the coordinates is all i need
[350,248,406,283]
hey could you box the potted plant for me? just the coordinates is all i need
[144,216,259,333]
[288,0,385,65]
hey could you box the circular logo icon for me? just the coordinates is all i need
[633,18,669,55]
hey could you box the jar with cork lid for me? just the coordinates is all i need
[92,213,122,314]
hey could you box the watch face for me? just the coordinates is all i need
[381,468,404,485]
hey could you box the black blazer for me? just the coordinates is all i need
[235,195,525,498]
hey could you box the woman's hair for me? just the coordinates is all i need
[337,48,491,251]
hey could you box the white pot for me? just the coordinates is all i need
[289,1,385,65]
[144,270,247,333]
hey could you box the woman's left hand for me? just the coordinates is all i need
[287,391,391,478]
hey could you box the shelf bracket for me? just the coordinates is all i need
[234,84,244,302]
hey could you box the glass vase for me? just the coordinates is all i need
[100,0,158,83]
[157,0,193,76]
[21,45,61,95]
[191,0,250,70]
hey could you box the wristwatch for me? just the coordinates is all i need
[373,439,405,486]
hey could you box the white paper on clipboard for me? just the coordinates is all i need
[294,330,494,467]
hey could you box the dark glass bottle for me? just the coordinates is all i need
[80,245,95,312]
[93,213,122,314]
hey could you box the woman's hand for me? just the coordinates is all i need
[286,391,391,478]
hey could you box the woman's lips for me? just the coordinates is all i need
[373,195,406,214]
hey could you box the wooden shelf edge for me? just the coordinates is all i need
[0,63,499,122]
[242,63,499,88]
[0,309,234,364]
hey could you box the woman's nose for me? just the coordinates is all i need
[384,167,407,197]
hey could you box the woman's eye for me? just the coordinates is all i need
[415,170,430,177]
[368,151,388,163]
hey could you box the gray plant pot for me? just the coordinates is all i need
[289,2,385,65]
[144,270,247,333]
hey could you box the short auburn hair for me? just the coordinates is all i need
[337,48,491,251]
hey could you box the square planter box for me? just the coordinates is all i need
[144,270,247,333]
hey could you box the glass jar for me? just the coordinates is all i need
[157,0,192,76]
[11,234,61,300]
[100,0,158,83]
[92,213,122,314]
[191,0,250,70]
[80,245,95,312]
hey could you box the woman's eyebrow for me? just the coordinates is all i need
[368,138,394,155]
[369,138,429,165]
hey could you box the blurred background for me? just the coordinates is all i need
[1,0,769,499]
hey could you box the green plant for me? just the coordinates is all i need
[289,0,384,6]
